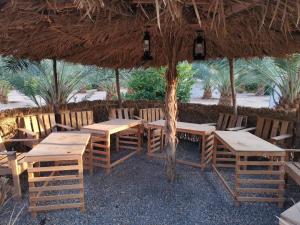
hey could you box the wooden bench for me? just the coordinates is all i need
[60,110,94,129]
[138,108,164,123]
[204,113,248,131]
[17,113,74,148]
[241,117,294,147]
[108,108,141,151]
[0,136,37,198]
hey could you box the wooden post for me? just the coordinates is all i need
[115,68,122,108]
[229,58,237,115]
[295,108,300,148]
[52,58,61,126]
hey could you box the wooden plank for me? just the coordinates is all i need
[237,197,284,203]
[143,109,147,121]
[280,121,289,135]
[236,188,284,194]
[228,115,237,128]
[31,194,82,202]
[29,184,83,192]
[124,108,129,119]
[24,116,33,132]
[262,119,272,140]
[237,178,284,185]
[151,108,155,122]
[76,112,83,128]
[71,112,77,129]
[117,109,123,119]
[216,113,224,130]
[129,108,134,119]
[29,174,80,182]
[87,111,93,125]
[43,114,52,135]
[270,120,279,137]
[221,114,230,130]
[31,116,40,135]
[29,203,82,212]
[37,115,46,136]
[49,114,56,132]
[82,111,88,126]
[28,165,79,173]
[255,117,265,137]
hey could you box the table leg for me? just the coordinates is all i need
[105,133,111,174]
[200,134,205,170]
[235,154,241,207]
[137,125,141,153]
[78,157,85,212]
[147,127,151,154]
[28,162,37,218]
[88,137,93,175]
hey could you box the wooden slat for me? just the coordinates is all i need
[237,170,284,175]
[270,120,279,137]
[236,188,284,194]
[37,114,46,136]
[117,109,123,119]
[87,111,93,125]
[124,108,129,119]
[24,116,33,132]
[29,184,83,192]
[43,114,52,135]
[216,113,224,130]
[237,178,284,185]
[29,175,80,182]
[28,165,79,173]
[76,112,83,128]
[237,197,284,203]
[82,111,88,126]
[49,114,56,132]
[31,194,82,202]
[262,119,271,139]
[151,108,155,122]
[129,108,134,119]
[228,115,236,128]
[29,203,82,212]
[31,116,40,135]
[255,117,265,137]
[71,112,77,129]
[280,121,289,135]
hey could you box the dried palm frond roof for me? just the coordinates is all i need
[0,0,300,68]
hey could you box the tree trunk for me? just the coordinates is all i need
[202,87,212,99]
[295,108,300,148]
[115,68,122,108]
[165,67,178,182]
[255,84,265,96]
[229,58,237,115]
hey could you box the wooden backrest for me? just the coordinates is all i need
[109,108,134,120]
[216,113,248,130]
[0,136,6,152]
[255,117,294,140]
[139,108,164,122]
[18,113,56,137]
[60,110,94,129]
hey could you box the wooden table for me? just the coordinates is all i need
[81,119,142,173]
[147,120,215,170]
[280,201,300,225]
[25,132,91,217]
[213,131,285,207]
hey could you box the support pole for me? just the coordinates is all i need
[115,68,122,108]
[229,58,237,115]
[52,58,61,124]
[295,108,300,148]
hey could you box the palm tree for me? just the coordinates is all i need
[193,62,213,99]
[195,59,246,106]
[246,55,300,110]
[3,58,86,108]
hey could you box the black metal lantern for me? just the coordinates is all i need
[142,30,153,60]
[193,30,206,60]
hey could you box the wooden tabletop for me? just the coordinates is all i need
[214,131,284,153]
[25,132,90,162]
[280,201,300,225]
[81,119,142,135]
[148,120,215,135]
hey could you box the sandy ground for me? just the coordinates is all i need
[0,81,271,110]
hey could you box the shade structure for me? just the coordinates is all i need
[0,1,300,68]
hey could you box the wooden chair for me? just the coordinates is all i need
[17,113,74,148]
[0,136,37,198]
[240,117,294,147]
[203,113,248,131]
[60,110,94,129]
[108,108,140,152]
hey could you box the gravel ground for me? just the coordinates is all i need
[2,142,296,225]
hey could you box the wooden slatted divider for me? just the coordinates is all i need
[27,159,85,217]
[235,152,285,207]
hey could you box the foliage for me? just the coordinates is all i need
[4,59,87,107]
[245,55,300,109]
[193,62,214,98]
[126,61,195,102]
[193,59,247,105]
[0,80,11,97]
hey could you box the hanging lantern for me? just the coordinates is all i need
[193,30,206,60]
[142,30,153,61]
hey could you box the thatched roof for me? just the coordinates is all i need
[1,0,300,68]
